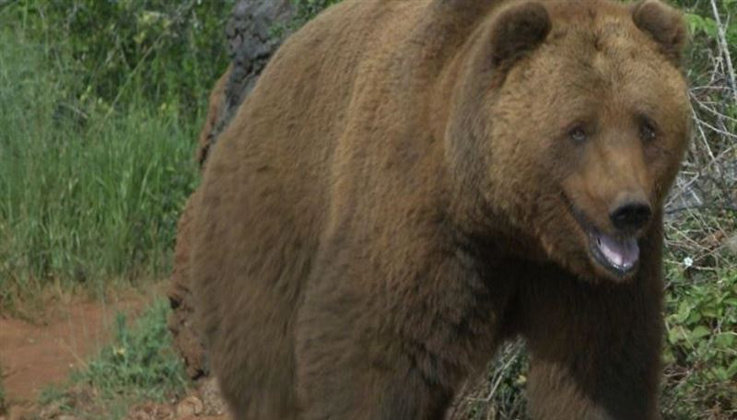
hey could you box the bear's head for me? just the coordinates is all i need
[447,0,690,282]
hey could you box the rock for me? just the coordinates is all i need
[175,396,204,418]
[199,378,228,416]
[211,0,295,157]
[126,402,173,420]
[37,401,63,419]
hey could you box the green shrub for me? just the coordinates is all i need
[662,261,737,418]
[8,0,234,116]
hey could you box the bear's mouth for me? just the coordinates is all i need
[587,226,639,277]
[564,196,639,278]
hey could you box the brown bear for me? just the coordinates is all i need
[189,0,691,418]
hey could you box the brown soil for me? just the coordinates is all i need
[0,292,148,405]
[0,285,230,420]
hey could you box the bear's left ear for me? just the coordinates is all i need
[489,2,551,69]
[631,0,688,65]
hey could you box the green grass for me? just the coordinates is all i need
[0,23,199,308]
[40,299,188,419]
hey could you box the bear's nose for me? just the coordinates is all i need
[610,202,652,232]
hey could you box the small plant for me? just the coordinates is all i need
[39,299,188,419]
[74,299,188,403]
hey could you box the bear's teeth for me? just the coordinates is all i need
[596,233,639,270]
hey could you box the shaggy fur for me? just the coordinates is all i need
[190,0,690,418]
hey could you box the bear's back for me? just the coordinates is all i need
[191,0,455,417]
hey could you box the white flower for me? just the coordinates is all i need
[683,257,693,268]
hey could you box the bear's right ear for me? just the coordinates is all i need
[631,0,687,65]
[489,2,551,69]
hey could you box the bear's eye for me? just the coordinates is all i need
[568,126,587,144]
[640,120,657,142]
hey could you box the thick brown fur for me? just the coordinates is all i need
[168,189,206,378]
[190,0,690,419]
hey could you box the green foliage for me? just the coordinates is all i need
[9,0,235,115]
[686,11,737,46]
[675,0,737,84]
[681,0,737,48]
[75,299,188,401]
[284,0,342,32]
[0,5,208,306]
[662,262,737,418]
[42,300,188,419]
[293,0,342,20]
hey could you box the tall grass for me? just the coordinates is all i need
[0,23,200,306]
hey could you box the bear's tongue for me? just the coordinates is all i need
[595,232,639,272]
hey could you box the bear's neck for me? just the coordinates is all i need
[421,3,547,260]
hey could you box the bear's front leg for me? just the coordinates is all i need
[294,285,451,419]
[519,264,664,420]
[294,244,503,420]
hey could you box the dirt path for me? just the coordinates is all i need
[0,295,147,405]
[0,292,152,420]
[0,288,231,420]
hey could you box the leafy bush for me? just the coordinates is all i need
[662,262,737,418]
[9,0,235,115]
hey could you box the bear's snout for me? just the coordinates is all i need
[610,201,652,232]
[609,192,652,234]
